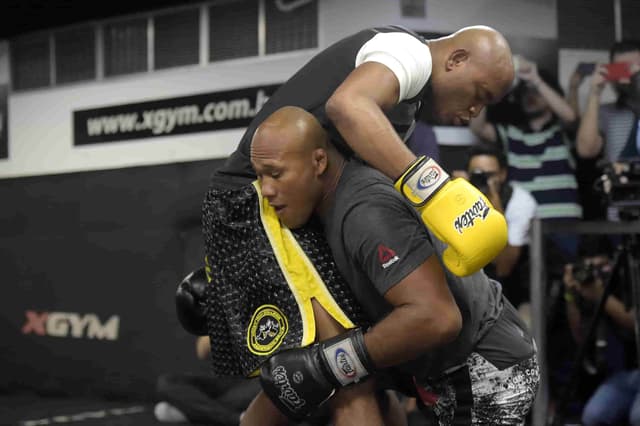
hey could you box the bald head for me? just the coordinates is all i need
[450,26,514,92]
[252,106,328,156]
[426,26,515,125]
[250,106,337,229]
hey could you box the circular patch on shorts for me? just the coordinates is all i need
[247,304,288,355]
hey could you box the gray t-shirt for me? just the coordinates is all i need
[323,161,531,380]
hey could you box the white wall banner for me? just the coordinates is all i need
[74,84,279,146]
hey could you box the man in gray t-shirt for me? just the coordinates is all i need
[253,106,539,425]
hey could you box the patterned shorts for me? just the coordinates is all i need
[417,353,540,425]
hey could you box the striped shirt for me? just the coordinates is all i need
[495,122,583,220]
[599,103,637,161]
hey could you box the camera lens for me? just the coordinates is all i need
[572,261,595,284]
[469,171,489,191]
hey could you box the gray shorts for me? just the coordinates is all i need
[416,352,540,425]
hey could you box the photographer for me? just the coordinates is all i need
[574,40,640,161]
[470,56,582,258]
[563,236,640,426]
[459,143,537,314]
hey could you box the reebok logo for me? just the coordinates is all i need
[378,244,399,269]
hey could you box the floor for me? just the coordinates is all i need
[0,393,173,426]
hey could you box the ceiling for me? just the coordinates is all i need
[0,0,202,39]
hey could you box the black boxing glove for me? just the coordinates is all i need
[175,268,208,336]
[259,328,374,420]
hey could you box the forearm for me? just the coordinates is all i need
[576,91,603,158]
[567,83,581,117]
[536,80,576,124]
[364,303,460,368]
[312,300,386,426]
[604,296,635,331]
[330,381,385,426]
[240,392,289,426]
[326,96,416,180]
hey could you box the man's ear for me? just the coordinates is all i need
[446,49,469,71]
[313,148,328,175]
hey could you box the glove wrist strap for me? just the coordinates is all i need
[320,328,373,386]
[394,156,450,207]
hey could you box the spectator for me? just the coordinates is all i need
[463,143,537,319]
[470,56,582,257]
[154,336,261,425]
[573,41,640,161]
[562,236,640,426]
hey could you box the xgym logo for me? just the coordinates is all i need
[22,310,120,341]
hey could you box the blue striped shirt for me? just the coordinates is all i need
[496,122,582,220]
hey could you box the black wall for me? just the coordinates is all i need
[0,158,224,399]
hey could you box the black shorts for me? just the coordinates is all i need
[201,179,370,377]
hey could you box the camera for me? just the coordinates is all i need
[469,170,490,193]
[571,261,595,285]
[595,158,640,219]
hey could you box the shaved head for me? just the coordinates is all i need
[450,26,514,93]
[252,106,328,157]
[250,106,335,229]
[426,25,515,125]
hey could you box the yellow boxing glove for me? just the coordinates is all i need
[395,156,508,276]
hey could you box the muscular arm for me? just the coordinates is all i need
[242,302,391,426]
[326,62,417,180]
[364,255,463,368]
[312,300,390,426]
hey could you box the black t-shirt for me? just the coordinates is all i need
[323,161,533,380]
[214,25,429,181]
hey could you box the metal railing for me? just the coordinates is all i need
[529,219,640,426]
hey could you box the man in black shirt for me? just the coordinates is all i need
[252,107,539,425]
[184,24,518,425]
